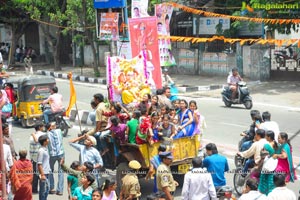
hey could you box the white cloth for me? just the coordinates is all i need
[267,187,296,200]
[239,191,267,200]
[0,52,3,63]
[227,74,241,85]
[260,121,280,143]
[3,144,13,171]
[241,138,268,164]
[162,74,174,87]
[181,167,217,200]
[29,131,46,162]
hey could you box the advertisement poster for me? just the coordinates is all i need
[129,17,162,88]
[131,0,149,18]
[155,4,176,67]
[99,12,119,41]
[117,41,132,59]
[107,56,152,104]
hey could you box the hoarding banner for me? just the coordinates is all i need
[131,0,149,18]
[99,12,119,41]
[155,3,176,67]
[94,0,126,9]
[129,17,162,88]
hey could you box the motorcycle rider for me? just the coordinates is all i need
[161,68,174,87]
[237,129,267,177]
[227,68,242,102]
[42,86,64,124]
[259,111,280,143]
[239,110,262,151]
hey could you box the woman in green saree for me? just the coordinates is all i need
[258,130,279,195]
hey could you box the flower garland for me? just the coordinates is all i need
[169,2,300,25]
[157,35,300,47]
[142,50,148,84]
[107,56,113,101]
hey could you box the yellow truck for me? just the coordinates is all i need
[115,134,201,191]
[139,134,201,173]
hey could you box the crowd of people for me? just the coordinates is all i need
[0,81,299,200]
[0,84,208,200]
[236,110,297,199]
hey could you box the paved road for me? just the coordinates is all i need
[9,79,300,200]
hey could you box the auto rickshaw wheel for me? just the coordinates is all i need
[21,117,27,128]
[59,121,69,137]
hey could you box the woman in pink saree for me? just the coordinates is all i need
[273,132,296,183]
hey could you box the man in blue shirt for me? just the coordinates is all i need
[203,143,229,189]
[46,122,64,195]
[69,133,103,186]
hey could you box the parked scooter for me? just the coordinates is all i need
[221,81,253,109]
[39,104,71,137]
[274,47,300,66]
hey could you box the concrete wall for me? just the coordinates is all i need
[83,44,109,66]
[243,45,252,78]
[201,52,235,76]
[243,44,270,81]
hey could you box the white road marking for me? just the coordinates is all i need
[185,96,300,111]
[220,122,246,128]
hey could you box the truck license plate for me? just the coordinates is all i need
[178,164,191,174]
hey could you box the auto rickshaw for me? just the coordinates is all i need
[6,75,56,127]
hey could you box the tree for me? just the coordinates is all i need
[66,0,100,76]
[0,1,31,65]
[17,0,70,70]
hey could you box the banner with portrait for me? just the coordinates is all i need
[107,55,152,105]
[155,3,176,67]
[129,17,162,89]
[99,12,119,41]
[131,0,149,18]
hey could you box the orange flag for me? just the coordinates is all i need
[66,72,76,117]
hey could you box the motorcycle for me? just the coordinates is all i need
[221,81,253,109]
[233,154,253,196]
[217,185,234,200]
[39,104,71,137]
[274,47,300,66]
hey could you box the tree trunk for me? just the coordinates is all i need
[53,30,62,71]
[9,23,28,65]
[87,31,99,76]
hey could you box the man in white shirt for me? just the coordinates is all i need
[267,173,296,200]
[157,86,172,108]
[238,129,267,176]
[239,178,267,200]
[182,157,217,200]
[42,86,64,124]
[3,143,13,171]
[161,68,174,87]
[0,52,3,63]
[260,111,280,142]
[227,67,242,101]
[29,123,46,193]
